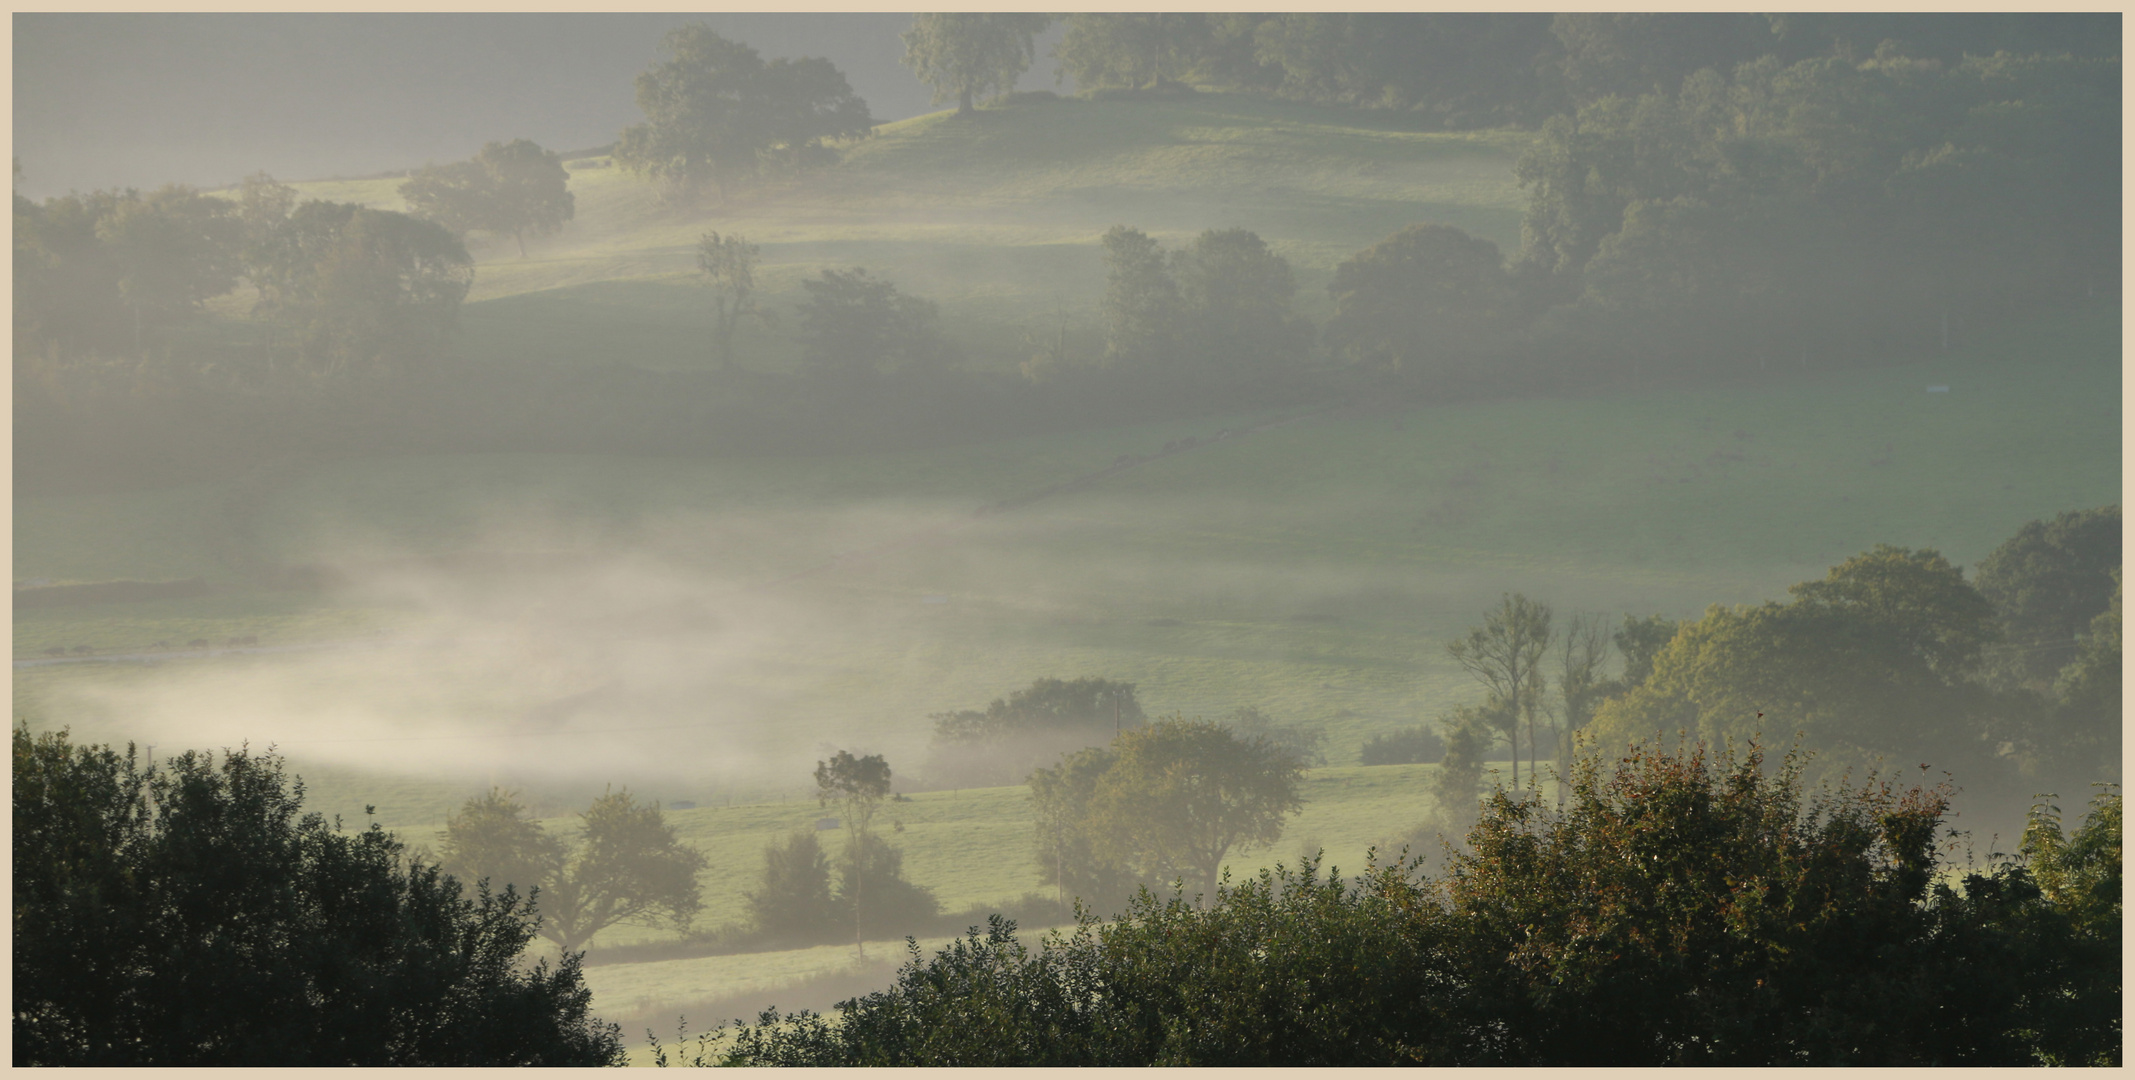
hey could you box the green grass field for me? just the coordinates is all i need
[17,91,2118,1039]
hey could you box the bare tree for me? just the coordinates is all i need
[1548,613,1613,806]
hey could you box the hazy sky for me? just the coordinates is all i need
[13,13,1064,199]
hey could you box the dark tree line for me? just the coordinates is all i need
[13,727,624,1066]
[15,170,473,377]
[1044,13,2116,125]
[708,741,2121,1065]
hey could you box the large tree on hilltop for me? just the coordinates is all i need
[901,13,1053,114]
[616,24,870,203]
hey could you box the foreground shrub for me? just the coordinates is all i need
[708,742,2119,1066]
[13,727,625,1066]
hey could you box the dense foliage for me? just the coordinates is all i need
[615,23,872,202]
[925,675,1145,788]
[13,727,624,1066]
[439,786,708,954]
[399,138,575,257]
[1050,13,2116,123]
[1358,725,1444,766]
[794,266,960,379]
[713,744,2120,1066]
[900,13,1053,115]
[1029,718,1304,909]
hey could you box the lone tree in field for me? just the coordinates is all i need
[399,138,575,257]
[1447,593,1552,789]
[816,750,894,952]
[695,231,769,370]
[439,787,707,954]
[14,728,623,1066]
[900,13,1054,115]
[1084,717,1306,905]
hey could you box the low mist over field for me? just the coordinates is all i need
[14,13,2121,1066]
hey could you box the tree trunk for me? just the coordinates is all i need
[515,230,527,258]
[958,85,974,115]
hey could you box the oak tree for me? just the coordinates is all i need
[901,13,1054,114]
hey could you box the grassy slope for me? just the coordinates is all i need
[453,94,1525,376]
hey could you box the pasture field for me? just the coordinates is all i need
[17,302,2118,823]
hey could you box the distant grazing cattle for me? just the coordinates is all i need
[188,639,210,649]
[70,645,92,655]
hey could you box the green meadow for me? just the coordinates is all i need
[14,91,2118,1032]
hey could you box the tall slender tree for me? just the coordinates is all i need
[1447,593,1553,789]
[815,750,893,953]
[695,231,768,370]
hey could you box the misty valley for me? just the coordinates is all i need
[13,13,2121,1067]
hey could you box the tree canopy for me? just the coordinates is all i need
[15,185,238,358]
[1974,505,2122,689]
[1584,545,2004,777]
[928,676,1144,787]
[438,787,707,954]
[901,13,1053,114]
[794,267,959,379]
[1325,223,1513,385]
[615,24,872,203]
[398,138,574,257]
[1081,717,1306,904]
[13,727,623,1066]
